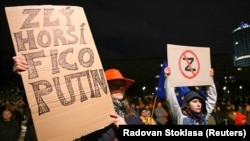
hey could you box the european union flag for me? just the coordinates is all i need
[175,86,190,105]
[190,86,207,100]
[155,60,167,99]
[175,86,207,105]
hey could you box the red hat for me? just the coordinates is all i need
[104,68,135,90]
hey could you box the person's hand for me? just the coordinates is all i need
[110,113,127,128]
[209,68,214,77]
[164,67,171,76]
[13,56,28,75]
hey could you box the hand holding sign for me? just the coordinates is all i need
[6,5,114,141]
[13,56,28,74]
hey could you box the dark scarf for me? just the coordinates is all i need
[186,108,203,122]
[113,99,126,118]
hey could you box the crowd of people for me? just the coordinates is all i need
[1,87,250,140]
[130,94,250,126]
[1,87,250,141]
[0,56,249,141]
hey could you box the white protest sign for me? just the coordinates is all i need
[167,44,213,87]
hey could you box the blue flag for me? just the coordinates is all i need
[155,60,167,99]
[190,86,207,100]
[175,86,191,105]
[175,86,207,105]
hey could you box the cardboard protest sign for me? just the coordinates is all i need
[167,44,213,87]
[5,5,115,141]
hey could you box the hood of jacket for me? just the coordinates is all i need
[181,91,207,114]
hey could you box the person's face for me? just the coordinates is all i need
[108,80,126,100]
[188,98,202,113]
[135,105,140,109]
[216,106,221,112]
[140,109,148,117]
[229,112,237,120]
[245,105,250,112]
[149,103,153,108]
[157,102,162,107]
[2,110,12,121]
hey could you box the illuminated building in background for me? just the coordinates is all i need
[232,22,250,67]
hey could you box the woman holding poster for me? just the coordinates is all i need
[164,67,217,125]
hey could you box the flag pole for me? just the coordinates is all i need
[150,95,157,120]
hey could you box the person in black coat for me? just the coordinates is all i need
[0,109,21,141]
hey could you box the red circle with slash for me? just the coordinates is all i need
[178,50,200,79]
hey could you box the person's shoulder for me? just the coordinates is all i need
[126,114,143,125]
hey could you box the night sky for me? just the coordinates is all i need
[1,0,250,89]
